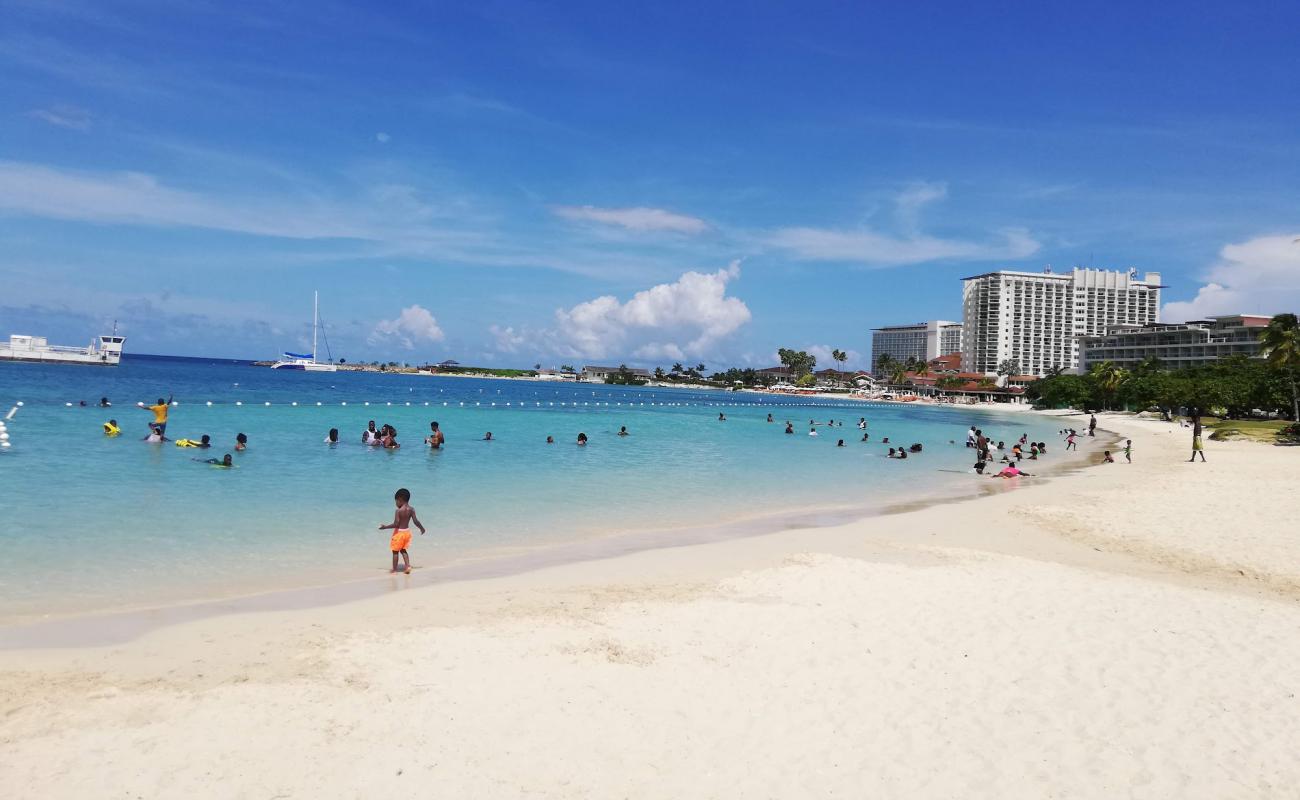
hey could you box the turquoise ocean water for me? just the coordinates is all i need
[0,356,1065,622]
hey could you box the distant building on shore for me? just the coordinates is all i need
[1078,314,1269,371]
[870,320,962,368]
[961,267,1163,376]
[579,365,653,382]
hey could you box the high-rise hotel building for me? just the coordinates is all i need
[870,320,963,367]
[961,267,1163,375]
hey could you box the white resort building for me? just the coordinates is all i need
[870,320,962,367]
[1078,314,1269,371]
[961,267,1163,376]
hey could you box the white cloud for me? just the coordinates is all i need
[553,205,710,234]
[1163,234,1300,321]
[369,305,444,350]
[492,262,750,362]
[27,105,92,130]
[0,160,383,239]
[893,181,946,232]
[375,132,391,143]
[488,324,527,354]
[765,226,1039,267]
[805,344,862,371]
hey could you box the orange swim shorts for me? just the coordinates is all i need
[390,528,412,552]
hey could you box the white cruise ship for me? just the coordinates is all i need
[0,332,125,366]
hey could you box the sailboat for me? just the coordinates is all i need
[271,291,338,372]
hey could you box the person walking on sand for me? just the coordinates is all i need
[1124,439,1132,463]
[1189,415,1206,462]
[1089,414,1097,437]
[378,487,425,574]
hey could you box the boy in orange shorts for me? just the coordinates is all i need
[378,487,425,574]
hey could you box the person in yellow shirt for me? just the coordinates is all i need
[140,394,173,440]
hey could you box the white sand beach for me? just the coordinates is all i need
[2,412,1298,799]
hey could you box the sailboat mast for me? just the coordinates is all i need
[313,291,319,363]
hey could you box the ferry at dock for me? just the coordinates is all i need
[0,332,125,366]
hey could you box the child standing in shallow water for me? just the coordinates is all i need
[378,488,425,574]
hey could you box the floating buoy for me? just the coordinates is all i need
[206,401,213,406]
[342,401,348,406]
[292,401,298,406]
[236,401,243,406]
[264,402,271,406]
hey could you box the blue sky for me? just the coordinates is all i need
[2,1,1297,367]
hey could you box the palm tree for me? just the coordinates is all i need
[1260,313,1300,421]
[695,362,706,375]
[975,376,997,390]
[671,362,684,375]
[875,353,897,376]
[889,363,909,386]
[1091,361,1129,410]
[936,375,964,391]
[913,361,931,379]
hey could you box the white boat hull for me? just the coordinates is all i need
[270,360,337,372]
[1,333,124,366]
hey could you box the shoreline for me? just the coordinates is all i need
[4,410,1297,797]
[0,415,1105,644]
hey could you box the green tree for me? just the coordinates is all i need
[778,348,817,378]
[1090,361,1130,409]
[874,353,897,375]
[560,364,576,374]
[654,366,665,380]
[888,363,909,386]
[996,359,1020,386]
[975,376,998,390]
[936,375,964,390]
[1259,312,1300,421]
[796,373,816,387]
[913,360,931,379]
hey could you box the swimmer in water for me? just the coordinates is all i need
[195,454,234,468]
[425,421,444,449]
[546,435,554,444]
[235,432,248,451]
[577,432,588,446]
[618,426,629,436]
[767,413,774,423]
[785,422,794,434]
[482,431,493,441]
[718,413,726,421]
[836,439,845,447]
[326,428,339,444]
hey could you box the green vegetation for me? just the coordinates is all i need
[436,366,537,378]
[604,364,648,385]
[1029,350,1297,421]
[1205,418,1298,443]
[1258,313,1300,422]
[778,348,816,378]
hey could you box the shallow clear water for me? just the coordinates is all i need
[0,356,1062,620]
